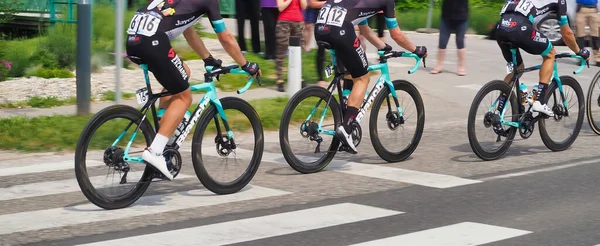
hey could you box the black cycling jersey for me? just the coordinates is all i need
[500,0,569,27]
[316,0,398,29]
[127,0,226,41]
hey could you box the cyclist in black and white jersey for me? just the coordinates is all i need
[495,0,590,117]
[125,0,262,180]
[314,0,427,154]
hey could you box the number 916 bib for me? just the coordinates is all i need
[127,12,162,37]
[316,5,348,27]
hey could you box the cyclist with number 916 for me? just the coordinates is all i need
[125,0,262,180]
[313,0,427,154]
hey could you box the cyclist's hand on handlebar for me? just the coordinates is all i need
[413,46,427,58]
[242,61,261,77]
[378,43,393,52]
[578,48,591,61]
[203,54,222,69]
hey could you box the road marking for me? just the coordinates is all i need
[76,203,403,246]
[480,158,600,181]
[455,84,482,91]
[0,173,195,201]
[0,160,103,177]
[349,222,531,245]
[0,185,290,235]
[219,149,481,188]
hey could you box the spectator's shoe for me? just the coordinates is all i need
[277,83,285,92]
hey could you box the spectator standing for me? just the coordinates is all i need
[235,0,262,54]
[262,0,280,60]
[302,1,320,52]
[275,0,307,92]
[575,0,600,66]
[431,0,468,76]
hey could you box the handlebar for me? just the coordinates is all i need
[205,65,262,94]
[555,52,589,74]
[376,50,425,74]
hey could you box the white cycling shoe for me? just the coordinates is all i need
[532,101,554,117]
[142,148,174,180]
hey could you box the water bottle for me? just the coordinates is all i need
[519,83,528,105]
[527,85,538,104]
[167,110,191,145]
[341,90,368,108]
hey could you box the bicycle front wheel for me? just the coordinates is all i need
[74,104,156,210]
[191,97,264,195]
[467,80,518,161]
[369,80,425,162]
[585,70,600,135]
[538,75,584,151]
[279,86,343,174]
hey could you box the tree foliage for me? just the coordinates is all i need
[0,0,23,24]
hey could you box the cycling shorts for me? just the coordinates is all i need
[496,13,553,66]
[314,21,369,79]
[125,33,190,94]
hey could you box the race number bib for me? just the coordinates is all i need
[324,64,334,78]
[127,12,161,37]
[316,5,347,27]
[515,0,534,15]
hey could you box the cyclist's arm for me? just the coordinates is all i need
[277,0,292,12]
[358,21,386,49]
[205,1,248,66]
[382,0,417,52]
[556,3,580,53]
[182,26,211,60]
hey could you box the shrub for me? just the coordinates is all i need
[27,67,74,79]
[0,60,12,81]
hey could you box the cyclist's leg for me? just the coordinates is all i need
[157,62,191,111]
[521,28,555,116]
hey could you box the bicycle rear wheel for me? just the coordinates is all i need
[279,86,343,174]
[74,105,155,210]
[369,80,425,162]
[585,70,600,135]
[467,80,518,161]
[191,97,264,195]
[539,76,584,151]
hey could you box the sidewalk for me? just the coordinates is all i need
[0,87,285,119]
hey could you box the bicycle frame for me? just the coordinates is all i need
[112,64,255,164]
[494,48,586,129]
[307,49,421,136]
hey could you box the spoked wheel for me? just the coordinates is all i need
[538,76,584,151]
[279,86,343,174]
[467,80,519,161]
[74,105,156,210]
[585,70,600,135]
[191,97,264,195]
[369,80,425,162]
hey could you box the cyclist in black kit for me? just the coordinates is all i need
[125,0,262,180]
[495,0,589,117]
[314,0,427,154]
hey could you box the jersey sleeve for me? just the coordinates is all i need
[205,0,227,33]
[557,0,568,26]
[383,0,398,29]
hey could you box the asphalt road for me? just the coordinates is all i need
[3,31,600,245]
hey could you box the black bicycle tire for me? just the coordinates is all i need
[539,76,585,151]
[467,80,518,161]
[74,104,155,210]
[191,97,264,195]
[585,70,600,135]
[279,86,343,174]
[369,80,425,163]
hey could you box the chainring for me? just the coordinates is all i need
[163,148,182,178]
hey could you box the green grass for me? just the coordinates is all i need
[0,96,334,152]
[0,96,77,109]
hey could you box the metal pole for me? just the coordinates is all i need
[115,0,125,104]
[426,0,434,29]
[76,0,92,115]
[287,36,302,97]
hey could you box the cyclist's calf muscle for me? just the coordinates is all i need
[540,48,556,84]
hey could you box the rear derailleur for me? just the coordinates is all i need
[483,112,509,138]
[301,121,324,153]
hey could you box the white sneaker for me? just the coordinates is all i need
[336,125,357,153]
[532,101,554,117]
[142,148,173,180]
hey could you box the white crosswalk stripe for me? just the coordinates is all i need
[0,151,532,245]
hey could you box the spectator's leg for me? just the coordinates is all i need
[431,19,450,74]
[575,9,587,51]
[235,0,247,52]
[456,20,468,76]
[588,8,600,66]
[303,10,316,52]
[250,0,261,54]
[275,21,291,92]
[261,8,279,60]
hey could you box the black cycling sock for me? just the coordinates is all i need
[343,106,359,133]
[537,82,548,104]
